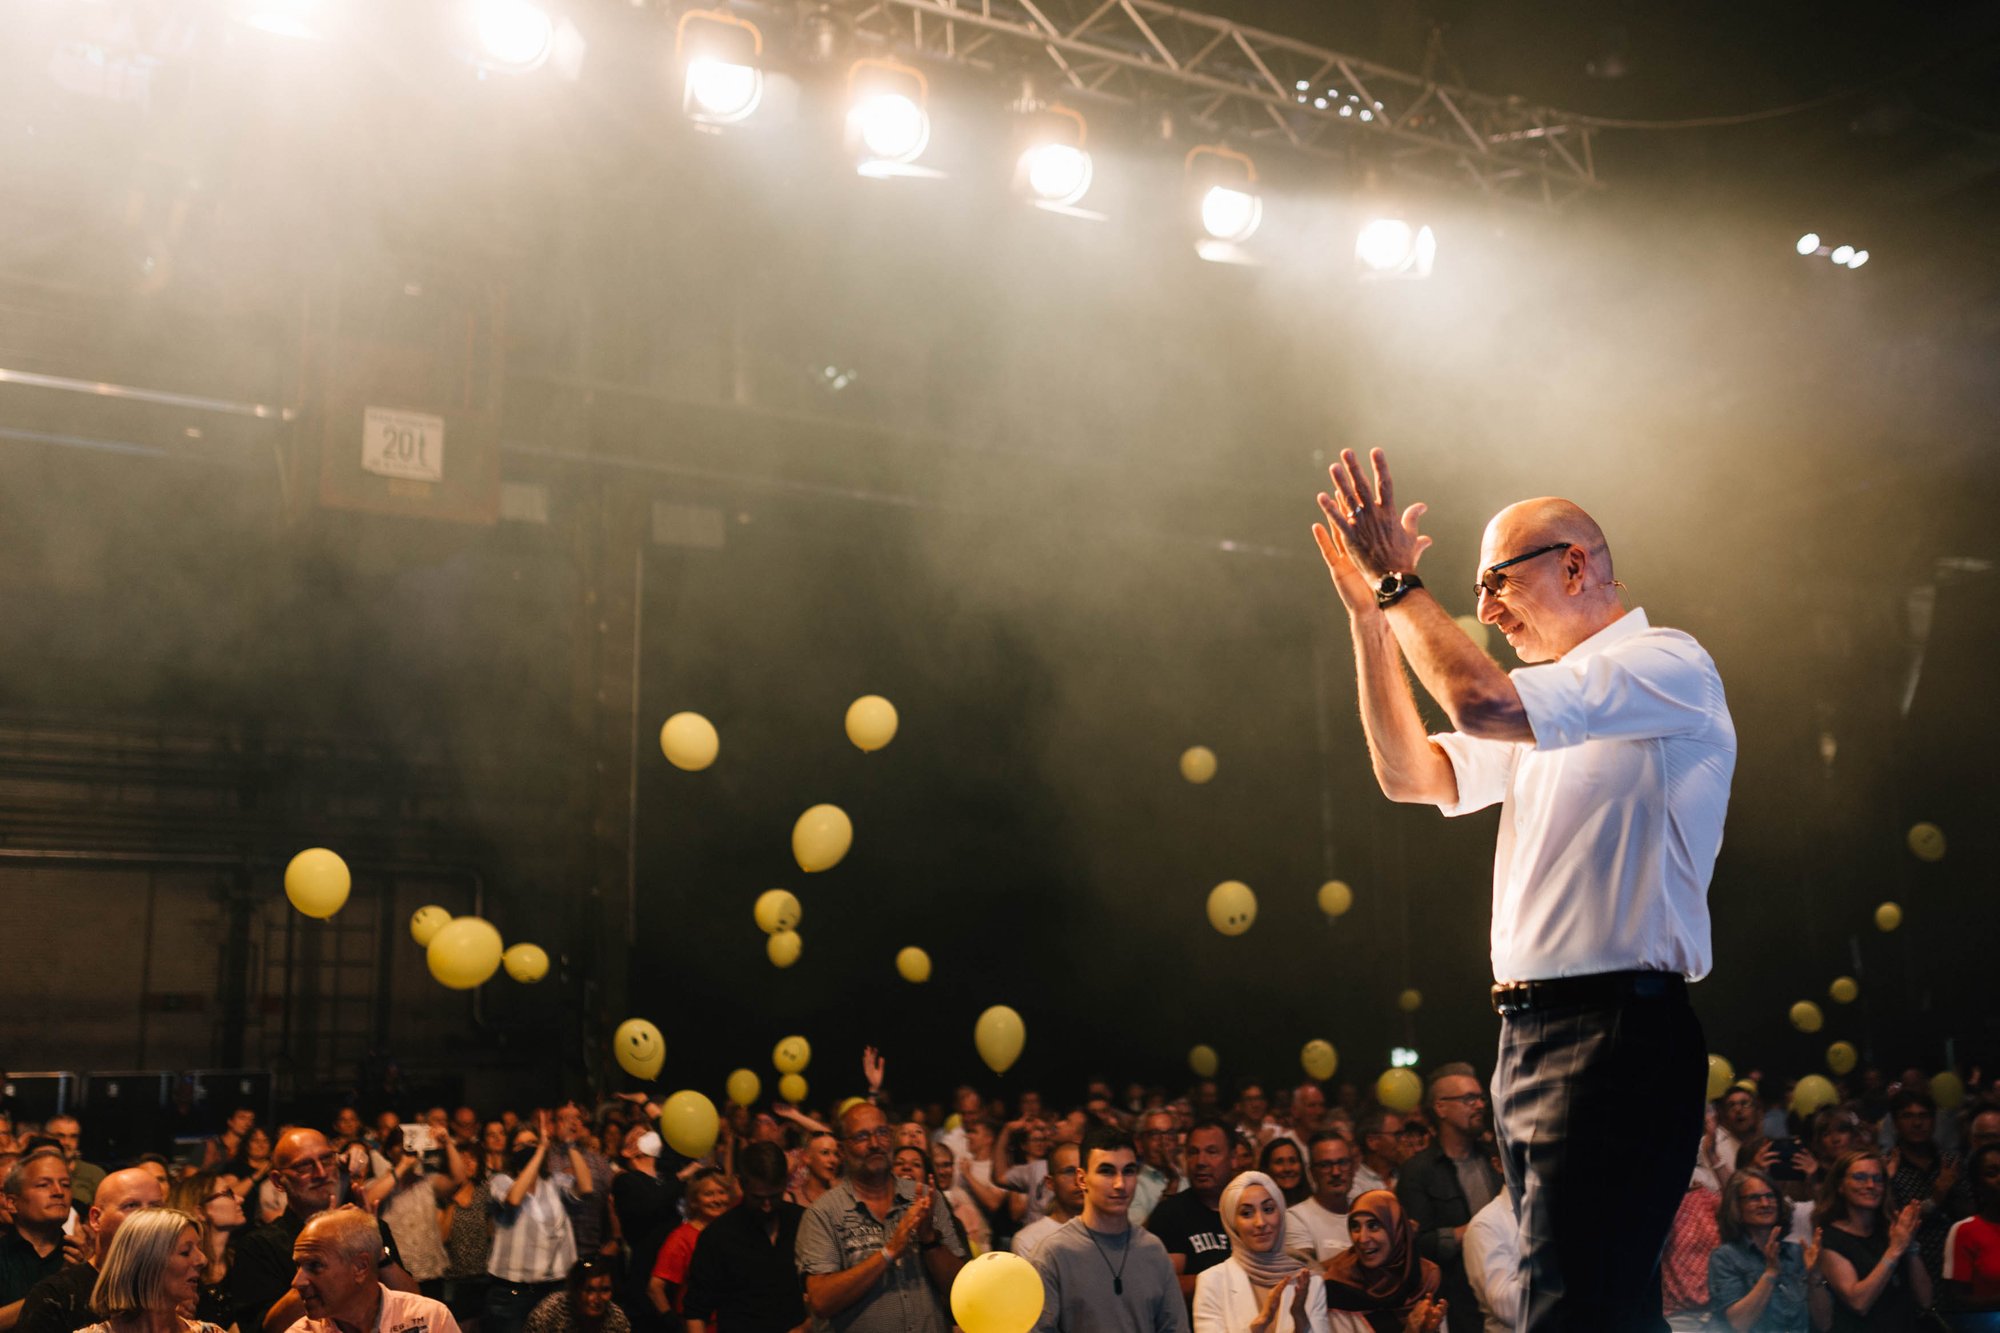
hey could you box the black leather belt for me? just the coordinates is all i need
[1491,970,1685,1015]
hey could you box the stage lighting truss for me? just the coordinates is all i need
[677,10,765,128]
[1015,105,1102,218]
[1186,144,1260,263]
[847,57,940,178]
[1355,217,1436,280]
[818,0,1598,210]
[1797,233,1870,270]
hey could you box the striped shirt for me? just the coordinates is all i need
[487,1173,578,1283]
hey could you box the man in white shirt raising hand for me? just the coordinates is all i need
[1313,447,1736,1333]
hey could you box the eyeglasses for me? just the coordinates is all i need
[1475,543,1572,600]
[1396,1125,1431,1139]
[846,1127,893,1144]
[1847,1171,1886,1185]
[1738,1192,1778,1204]
[1310,1160,1353,1173]
[1436,1093,1486,1106]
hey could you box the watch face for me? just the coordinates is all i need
[1378,575,1398,594]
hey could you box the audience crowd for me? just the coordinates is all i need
[2,1056,1996,1333]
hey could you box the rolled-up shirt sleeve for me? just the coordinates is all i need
[1428,731,1520,816]
[1510,640,1716,752]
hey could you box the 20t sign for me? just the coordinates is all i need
[361,407,446,483]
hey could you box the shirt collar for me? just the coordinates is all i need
[1558,606,1649,664]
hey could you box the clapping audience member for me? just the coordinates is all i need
[1707,1168,1818,1333]
[1258,1141,1309,1209]
[77,1209,218,1333]
[20,1168,164,1333]
[1814,1149,1932,1330]
[1191,1171,1327,1333]
[1942,1145,2000,1314]
[526,1259,625,1333]
[439,1129,499,1327]
[1133,1113,1186,1229]
[1887,1089,1963,1284]
[485,1115,584,1333]
[1319,1192,1445,1333]
[680,1143,805,1333]
[608,1131,674,1333]
[363,1138,450,1297]
[645,1170,729,1317]
[1289,1133,1355,1265]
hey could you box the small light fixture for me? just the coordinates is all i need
[1186,144,1261,262]
[677,9,764,127]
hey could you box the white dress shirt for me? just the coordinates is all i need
[1461,1195,1520,1333]
[1429,608,1735,982]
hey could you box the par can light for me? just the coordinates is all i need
[473,0,556,72]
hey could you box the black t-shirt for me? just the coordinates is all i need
[680,1201,806,1333]
[1144,1192,1230,1288]
[16,1260,95,1333]
[0,1231,67,1307]
[611,1171,679,1278]
[1820,1224,1922,1333]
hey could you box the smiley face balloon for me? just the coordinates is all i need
[1206,881,1257,936]
[615,1019,665,1081]
[773,1035,811,1074]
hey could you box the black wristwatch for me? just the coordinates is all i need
[1375,571,1423,608]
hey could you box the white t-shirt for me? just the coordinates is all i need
[1286,1198,1351,1262]
[1462,1194,1520,1333]
[1011,1214,1062,1262]
[1429,608,1736,981]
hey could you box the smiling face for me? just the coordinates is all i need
[1263,1142,1304,1191]
[806,1134,842,1185]
[689,1177,732,1223]
[1838,1154,1888,1218]
[1082,1146,1139,1220]
[1232,1183,1282,1252]
[1348,1210,1392,1267]
[1309,1136,1355,1208]
[1475,501,1615,664]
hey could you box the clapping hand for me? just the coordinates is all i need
[1889,1201,1921,1255]
[885,1187,931,1260]
[1805,1227,1823,1272]
[1249,1273,1302,1333]
[1760,1228,1783,1276]
[1400,1297,1446,1333]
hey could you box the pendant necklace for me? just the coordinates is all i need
[1084,1225,1131,1295]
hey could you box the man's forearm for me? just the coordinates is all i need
[1384,592,1528,741]
[806,1253,894,1319]
[1349,612,1455,803]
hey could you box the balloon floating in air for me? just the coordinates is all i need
[1301,1040,1337,1081]
[1398,989,1423,1014]
[845,695,899,752]
[1875,902,1902,932]
[428,917,504,990]
[659,1090,719,1158]
[950,1251,1045,1333]
[754,889,801,934]
[767,930,802,968]
[975,1005,1025,1074]
[1791,1074,1838,1117]
[1375,1068,1421,1113]
[778,1073,808,1103]
[1933,1070,1966,1111]
[1188,1044,1219,1078]
[1179,746,1218,784]
[659,712,719,771]
[614,1019,665,1081]
[285,849,351,919]
[410,905,451,946]
[773,1035,811,1074]
[1906,821,1946,862]
[1706,1054,1736,1102]
[896,947,932,983]
[725,1069,761,1106]
[1206,881,1257,936]
[502,943,548,983]
[1829,976,1859,1004]
[793,804,853,873]
[1789,1001,1824,1033]
[1317,881,1353,918]
[1826,1041,1858,1075]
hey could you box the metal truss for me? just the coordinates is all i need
[824,0,1600,207]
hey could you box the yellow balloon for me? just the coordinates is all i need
[502,943,549,983]
[767,930,802,968]
[896,947,932,983]
[1933,1071,1966,1111]
[846,695,900,752]
[1454,614,1495,655]
[1789,1001,1825,1033]
[1376,1068,1421,1112]
[793,804,853,873]
[779,1073,809,1103]
[1301,1040,1338,1081]
[1827,1041,1858,1075]
[950,1251,1046,1333]
[1206,881,1257,936]
[427,917,503,990]
[1829,976,1859,1004]
[944,1113,963,1131]
[659,1090,719,1158]
[1792,1074,1838,1117]
[773,1036,811,1074]
[1906,821,1946,862]
[659,712,719,771]
[1707,1054,1736,1101]
[615,1019,666,1081]
[1875,901,1903,932]
[975,1005,1026,1074]
[1316,880,1354,918]
[726,1069,761,1106]
[754,889,801,934]
[1188,1044,1219,1078]
[1179,746,1218,784]
[836,1096,865,1118]
[1398,989,1423,1014]
[409,905,451,946]
[284,848,351,919]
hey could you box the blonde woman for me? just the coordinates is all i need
[81,1208,224,1333]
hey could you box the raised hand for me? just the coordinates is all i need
[1805,1227,1823,1271]
[1321,448,1432,583]
[1760,1227,1782,1275]
[1288,1271,1311,1327]
[1401,1297,1446,1333]
[1312,514,1377,617]
[863,1046,886,1093]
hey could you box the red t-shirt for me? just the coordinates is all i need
[1945,1215,2000,1304]
[650,1222,705,1309]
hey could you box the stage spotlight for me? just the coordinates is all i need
[677,10,763,127]
[1015,104,1096,214]
[238,0,322,39]
[1831,244,1855,265]
[1796,232,1821,255]
[473,0,555,73]
[1186,145,1260,261]
[848,58,933,176]
[1356,217,1437,280]
[1391,1046,1420,1068]
[1846,249,1869,268]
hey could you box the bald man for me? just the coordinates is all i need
[16,1167,161,1333]
[287,1210,457,1333]
[1314,450,1735,1333]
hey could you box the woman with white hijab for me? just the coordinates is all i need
[1193,1170,1333,1333]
